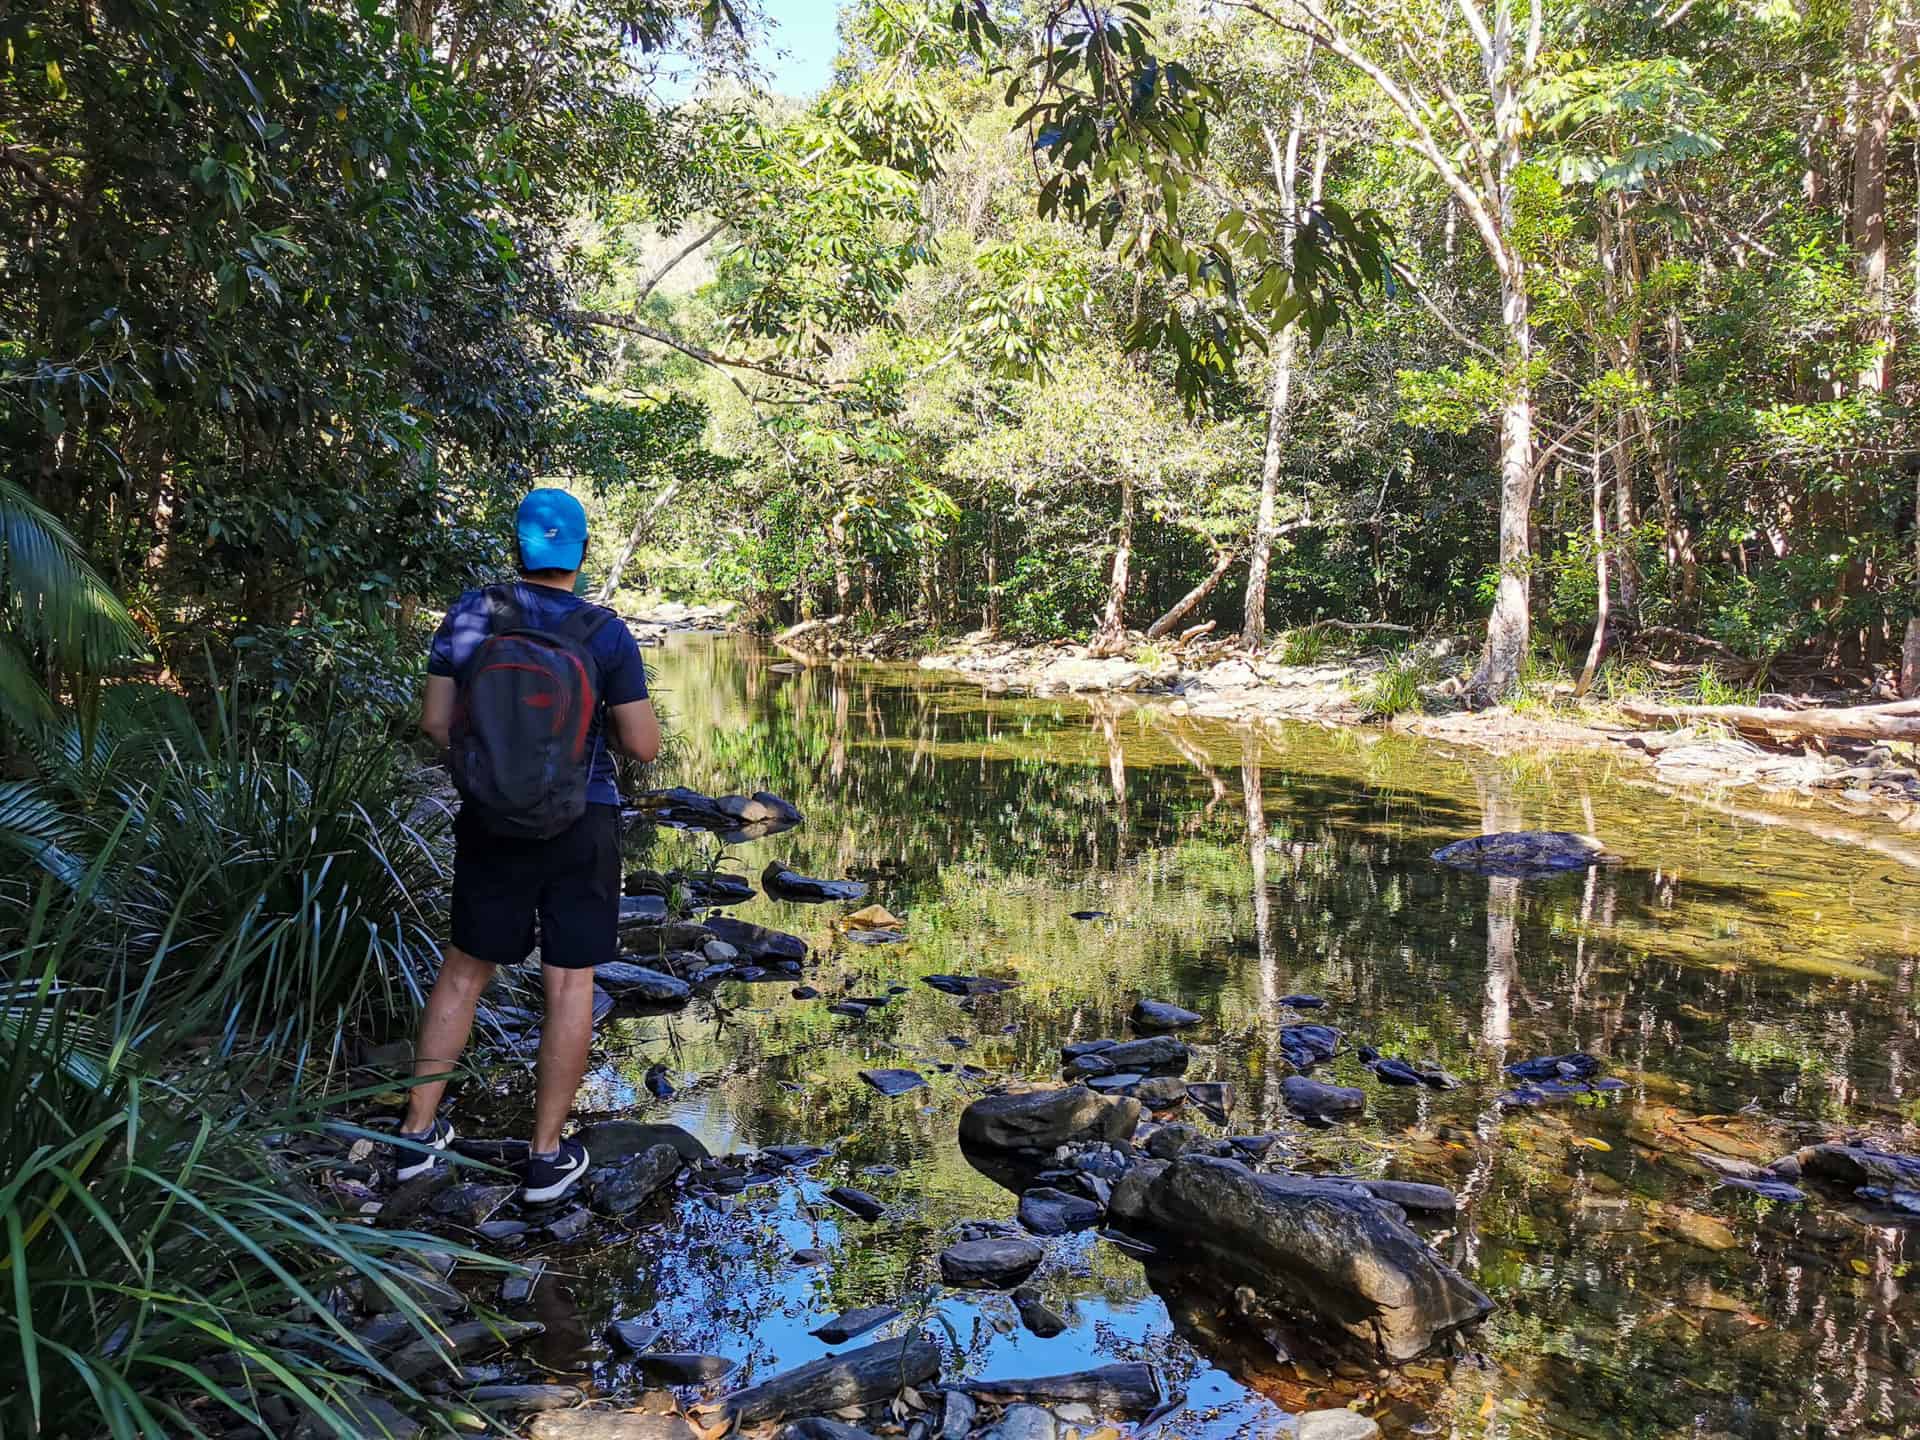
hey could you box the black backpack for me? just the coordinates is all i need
[449,585,615,839]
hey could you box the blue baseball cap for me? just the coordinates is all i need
[516,488,588,571]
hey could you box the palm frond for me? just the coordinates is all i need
[0,476,146,694]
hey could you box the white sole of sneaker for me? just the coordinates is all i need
[523,1155,590,1205]
[394,1125,454,1182]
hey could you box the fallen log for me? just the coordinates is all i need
[697,1336,940,1429]
[952,1364,1160,1412]
[1146,552,1239,639]
[1619,698,1920,744]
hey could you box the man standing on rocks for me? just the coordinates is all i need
[396,488,660,1204]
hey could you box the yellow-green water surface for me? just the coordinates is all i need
[516,634,1920,1440]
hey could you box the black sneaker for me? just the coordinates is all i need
[523,1138,591,1205]
[393,1118,455,1182]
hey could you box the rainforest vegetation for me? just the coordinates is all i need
[1,0,1917,1433]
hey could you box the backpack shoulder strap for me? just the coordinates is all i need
[555,601,616,647]
[481,583,525,634]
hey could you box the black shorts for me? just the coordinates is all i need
[450,803,620,970]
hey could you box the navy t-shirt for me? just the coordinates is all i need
[428,581,649,807]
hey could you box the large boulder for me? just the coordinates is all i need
[1120,1156,1492,1362]
[1788,1143,1920,1188]
[959,1086,1141,1154]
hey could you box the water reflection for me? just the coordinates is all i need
[519,636,1920,1439]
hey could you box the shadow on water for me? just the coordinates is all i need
[470,635,1920,1440]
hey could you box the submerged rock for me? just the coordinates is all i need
[1360,1180,1457,1216]
[1856,1185,1920,1215]
[1279,994,1326,1009]
[1432,830,1607,878]
[959,1086,1141,1154]
[1012,1286,1069,1337]
[594,963,692,1007]
[1118,1155,1493,1361]
[703,1336,939,1429]
[606,1320,663,1352]
[430,1181,515,1229]
[859,1068,928,1098]
[1296,1411,1381,1440]
[1130,999,1203,1032]
[1017,1186,1105,1235]
[826,1186,889,1221]
[1506,1052,1604,1082]
[1278,1025,1341,1070]
[762,860,868,903]
[390,1319,543,1382]
[809,1304,902,1343]
[703,915,809,964]
[635,1353,738,1384]
[580,1121,712,1166]
[591,1144,682,1217]
[952,1365,1158,1411]
[1790,1143,1920,1189]
[924,974,1020,997]
[1282,1075,1365,1119]
[939,1236,1045,1288]
[530,1416,696,1440]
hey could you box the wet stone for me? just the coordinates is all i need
[1278,1024,1341,1070]
[591,1144,682,1217]
[1360,1180,1457,1216]
[1143,1123,1210,1160]
[1062,1040,1117,1061]
[810,1304,902,1343]
[1431,830,1606,878]
[390,1319,543,1382]
[791,1248,830,1266]
[431,1182,515,1229]
[924,974,1020,996]
[779,1421,880,1440]
[1064,1053,1117,1079]
[378,1168,455,1228]
[959,1087,1141,1154]
[500,1257,548,1304]
[1133,1076,1190,1109]
[937,1390,977,1440]
[792,986,821,999]
[828,1002,871,1018]
[1506,1052,1603,1082]
[826,1186,889,1221]
[594,962,693,1006]
[634,1352,738,1384]
[1087,1072,1146,1094]
[477,1218,530,1242]
[1295,1411,1382,1440]
[939,1236,1045,1288]
[581,1122,713,1167]
[468,1384,581,1414]
[607,1320,664,1352]
[859,1068,928,1097]
[1018,1186,1105,1235]
[1130,999,1203,1032]
[529,1413,696,1440]
[987,1404,1056,1440]
[1279,994,1326,1009]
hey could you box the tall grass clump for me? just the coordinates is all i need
[1358,652,1438,717]
[0,871,491,1439]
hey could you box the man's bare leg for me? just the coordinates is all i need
[532,964,596,1155]
[401,945,493,1134]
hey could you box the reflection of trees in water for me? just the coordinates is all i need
[621,639,1920,1438]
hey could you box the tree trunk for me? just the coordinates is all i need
[1244,326,1299,648]
[1149,550,1240,639]
[986,508,1001,631]
[1619,697,1920,742]
[830,509,851,616]
[1474,269,1536,698]
[1576,418,1609,696]
[1848,0,1898,396]
[399,0,435,45]
[1093,470,1136,651]
[594,479,681,603]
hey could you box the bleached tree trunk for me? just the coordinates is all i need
[594,478,682,603]
[1243,107,1322,647]
[1094,469,1136,651]
[830,509,852,616]
[1575,417,1609,696]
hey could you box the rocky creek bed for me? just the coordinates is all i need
[304,635,1920,1440]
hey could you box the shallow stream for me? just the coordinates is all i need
[495,634,1920,1440]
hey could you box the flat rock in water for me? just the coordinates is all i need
[791,1248,829,1266]
[826,1186,889,1221]
[703,1336,940,1429]
[1791,1143,1920,1189]
[1130,999,1202,1031]
[606,1320,664,1352]
[545,1207,593,1242]
[635,1352,738,1384]
[1280,994,1326,1009]
[1360,1180,1457,1215]
[953,1365,1158,1411]
[762,860,868,903]
[843,929,907,945]
[828,1001,871,1019]
[1278,1024,1341,1070]
[1186,1081,1232,1120]
[703,915,809,963]
[1282,1075,1366,1118]
[617,894,670,924]
[1431,830,1607,878]
[778,1421,881,1440]
[1087,1072,1146,1094]
[1120,1155,1492,1362]
[809,1304,902,1343]
[1099,1034,1190,1074]
[959,1086,1142,1154]
[1506,1052,1603,1082]
[1018,1186,1104,1236]
[1133,1075,1190,1109]
[590,1144,682,1217]
[499,1258,548,1304]
[859,1068,927,1098]
[924,974,1019,997]
[594,963,692,1007]
[939,1236,1045,1288]
[431,1179,517,1229]
[1061,1040,1117,1061]
[530,1416,696,1440]
[377,1168,455,1228]
[581,1122,712,1166]
[1856,1185,1920,1215]
[1069,910,1109,921]
[988,1405,1055,1440]
[1064,1053,1116,1079]
[791,985,821,999]
[1720,1176,1808,1202]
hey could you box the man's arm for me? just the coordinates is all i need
[421,674,456,749]
[608,698,661,764]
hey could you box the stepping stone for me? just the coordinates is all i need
[809,1304,902,1343]
[1130,999,1202,1032]
[826,1186,889,1221]
[938,1236,1044,1288]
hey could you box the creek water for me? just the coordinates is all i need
[508,633,1920,1439]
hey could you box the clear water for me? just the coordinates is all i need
[499,634,1920,1440]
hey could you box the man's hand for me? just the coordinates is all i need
[421,674,456,750]
[609,698,661,763]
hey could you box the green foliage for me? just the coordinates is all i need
[1357,651,1438,716]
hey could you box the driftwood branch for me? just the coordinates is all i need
[1620,698,1920,743]
[1146,550,1241,639]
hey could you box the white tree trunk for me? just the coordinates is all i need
[1475,272,1536,697]
[1245,326,1299,648]
[1095,470,1136,650]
